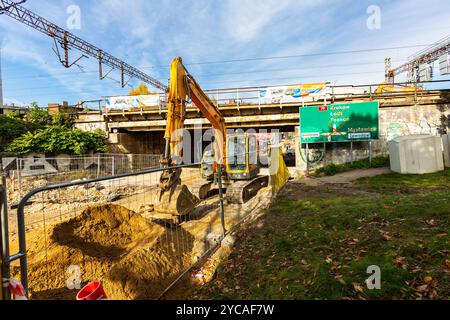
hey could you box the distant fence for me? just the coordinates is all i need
[1,154,163,204]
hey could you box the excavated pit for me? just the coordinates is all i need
[22,204,194,300]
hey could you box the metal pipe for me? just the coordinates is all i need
[1,175,10,300]
[164,139,170,160]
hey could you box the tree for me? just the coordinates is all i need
[25,102,52,130]
[0,114,28,151]
[51,106,74,128]
[6,126,108,155]
[129,83,152,96]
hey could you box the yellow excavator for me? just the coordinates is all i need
[153,57,269,222]
[375,81,424,94]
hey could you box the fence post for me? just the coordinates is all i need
[216,164,226,237]
[350,142,354,165]
[1,172,10,300]
[97,154,101,178]
[112,156,115,176]
[17,158,22,194]
[414,81,418,102]
[306,143,310,174]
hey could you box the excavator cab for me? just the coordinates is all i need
[201,149,215,180]
[226,133,260,181]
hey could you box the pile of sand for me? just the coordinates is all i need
[22,204,194,300]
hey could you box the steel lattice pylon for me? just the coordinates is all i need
[0,0,168,91]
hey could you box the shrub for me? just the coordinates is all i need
[6,126,107,155]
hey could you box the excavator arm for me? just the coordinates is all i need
[155,57,227,218]
[164,57,226,163]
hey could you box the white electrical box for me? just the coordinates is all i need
[443,134,450,167]
[389,135,444,174]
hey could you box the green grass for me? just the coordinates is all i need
[193,169,450,300]
[314,156,390,177]
[357,168,450,191]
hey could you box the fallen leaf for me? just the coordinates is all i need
[352,282,365,293]
[416,284,428,293]
[425,219,436,226]
[379,230,393,241]
[411,266,422,273]
[424,276,433,283]
[394,256,408,269]
[428,289,438,300]
[335,275,346,285]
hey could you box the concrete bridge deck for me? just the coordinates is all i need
[76,90,449,132]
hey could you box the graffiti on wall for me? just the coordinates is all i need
[383,109,443,141]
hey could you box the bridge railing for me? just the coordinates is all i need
[101,79,450,114]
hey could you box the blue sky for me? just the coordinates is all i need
[1,0,450,107]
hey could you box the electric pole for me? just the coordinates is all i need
[0,47,3,112]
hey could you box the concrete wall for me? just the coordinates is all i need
[74,113,107,132]
[108,132,165,155]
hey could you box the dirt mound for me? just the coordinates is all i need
[51,204,156,259]
[23,204,194,300]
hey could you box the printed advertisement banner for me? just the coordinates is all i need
[105,94,161,110]
[259,83,327,104]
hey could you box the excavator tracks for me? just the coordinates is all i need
[225,175,269,204]
[189,181,220,200]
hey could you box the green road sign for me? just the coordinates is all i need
[300,101,379,143]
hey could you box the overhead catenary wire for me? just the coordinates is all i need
[3,58,410,91]
[0,43,428,76]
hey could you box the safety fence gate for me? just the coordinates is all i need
[0,162,274,300]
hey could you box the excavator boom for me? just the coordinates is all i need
[154,57,227,219]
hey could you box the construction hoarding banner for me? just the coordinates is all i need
[105,94,161,110]
[300,101,380,143]
[259,83,327,104]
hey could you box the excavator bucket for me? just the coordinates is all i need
[154,184,200,217]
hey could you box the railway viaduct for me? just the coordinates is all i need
[74,88,450,161]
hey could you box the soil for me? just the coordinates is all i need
[13,204,195,300]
